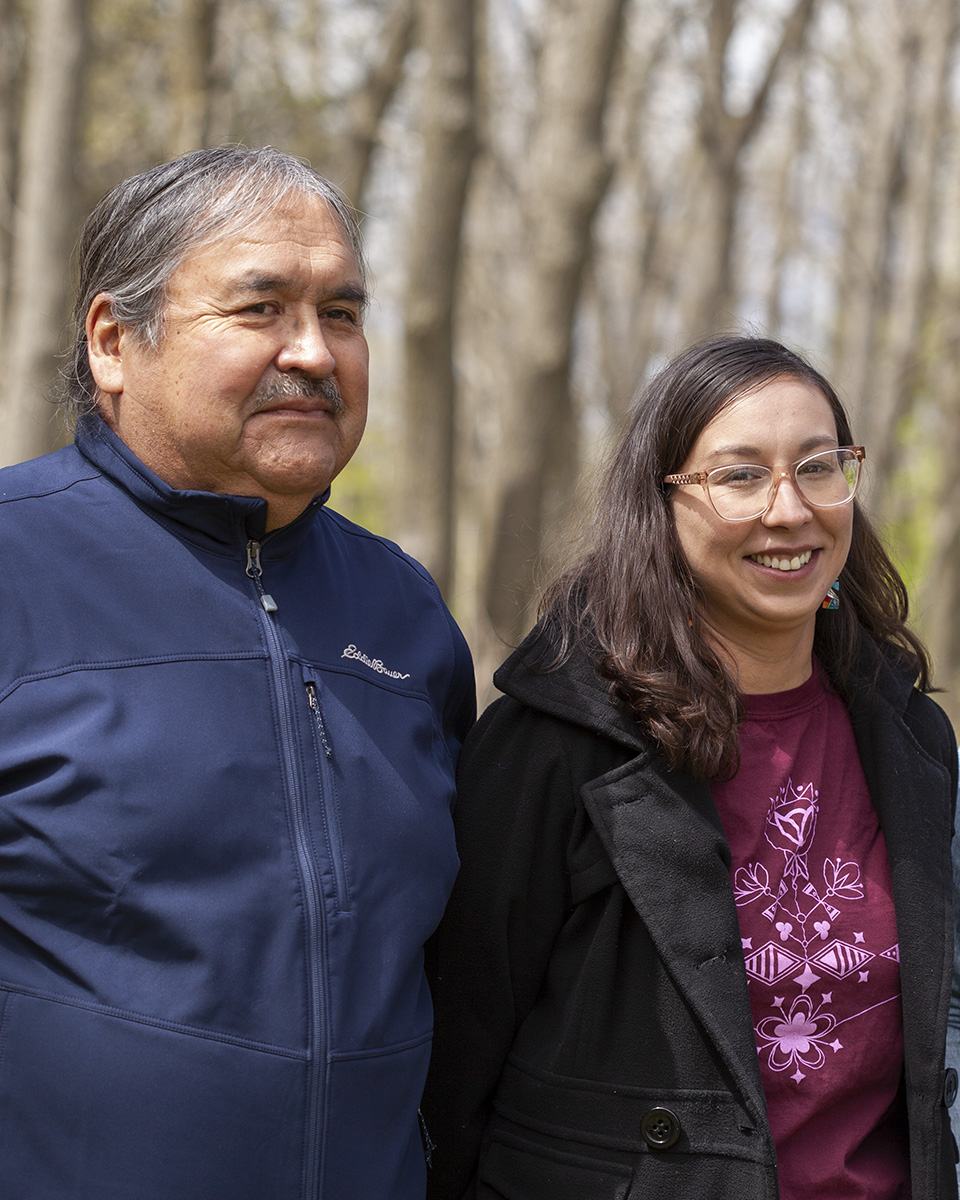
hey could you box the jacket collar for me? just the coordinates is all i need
[75,414,328,557]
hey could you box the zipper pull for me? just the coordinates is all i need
[305,683,333,758]
[245,539,279,613]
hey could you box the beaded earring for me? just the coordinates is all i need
[821,579,840,611]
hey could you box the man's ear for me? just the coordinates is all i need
[85,294,125,396]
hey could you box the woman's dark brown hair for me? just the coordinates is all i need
[545,335,931,780]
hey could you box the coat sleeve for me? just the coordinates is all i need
[947,752,960,1179]
[422,695,582,1200]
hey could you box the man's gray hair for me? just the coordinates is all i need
[64,145,366,423]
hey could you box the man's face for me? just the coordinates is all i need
[89,192,369,529]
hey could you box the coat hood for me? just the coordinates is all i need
[493,620,649,754]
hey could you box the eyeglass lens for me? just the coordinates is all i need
[707,449,861,520]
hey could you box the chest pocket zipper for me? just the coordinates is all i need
[305,681,351,914]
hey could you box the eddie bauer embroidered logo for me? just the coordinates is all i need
[341,644,411,680]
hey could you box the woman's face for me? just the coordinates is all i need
[669,376,854,654]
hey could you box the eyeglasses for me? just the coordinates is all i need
[664,446,865,522]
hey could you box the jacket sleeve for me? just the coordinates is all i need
[439,611,478,764]
[422,695,581,1200]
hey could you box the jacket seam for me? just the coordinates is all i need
[0,471,101,506]
[0,652,268,705]
[0,980,308,1059]
[327,1030,433,1061]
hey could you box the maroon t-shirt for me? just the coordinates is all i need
[711,665,910,1199]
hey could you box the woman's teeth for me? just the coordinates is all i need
[750,549,813,572]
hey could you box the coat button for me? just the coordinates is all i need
[944,1068,958,1108]
[640,1107,681,1150]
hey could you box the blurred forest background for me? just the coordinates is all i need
[2,0,959,717]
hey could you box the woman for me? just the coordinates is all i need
[423,337,958,1199]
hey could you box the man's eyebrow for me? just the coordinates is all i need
[228,272,290,294]
[330,282,369,309]
[228,272,368,308]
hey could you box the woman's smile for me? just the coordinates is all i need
[747,548,813,571]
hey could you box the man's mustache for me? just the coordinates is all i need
[252,373,343,413]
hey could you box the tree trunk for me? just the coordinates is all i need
[0,0,23,346]
[919,302,960,730]
[830,0,907,436]
[166,0,217,157]
[759,60,806,335]
[591,8,681,419]
[689,0,818,339]
[333,0,415,209]
[0,0,87,467]
[863,0,956,494]
[395,0,477,596]
[481,0,628,648]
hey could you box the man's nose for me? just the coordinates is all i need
[762,472,812,526]
[275,311,335,376]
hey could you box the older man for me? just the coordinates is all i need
[0,147,474,1199]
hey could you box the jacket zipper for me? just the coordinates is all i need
[246,538,325,1198]
[305,681,349,913]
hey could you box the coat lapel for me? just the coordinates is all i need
[582,751,771,1130]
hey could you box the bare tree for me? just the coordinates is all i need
[480,0,629,650]
[395,0,477,595]
[0,0,24,348]
[0,0,87,467]
[166,0,218,156]
[829,0,908,433]
[687,0,818,337]
[327,0,416,207]
[860,0,957,491]
[589,2,686,420]
[918,290,960,728]
[758,63,807,337]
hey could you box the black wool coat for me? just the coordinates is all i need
[423,628,959,1200]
